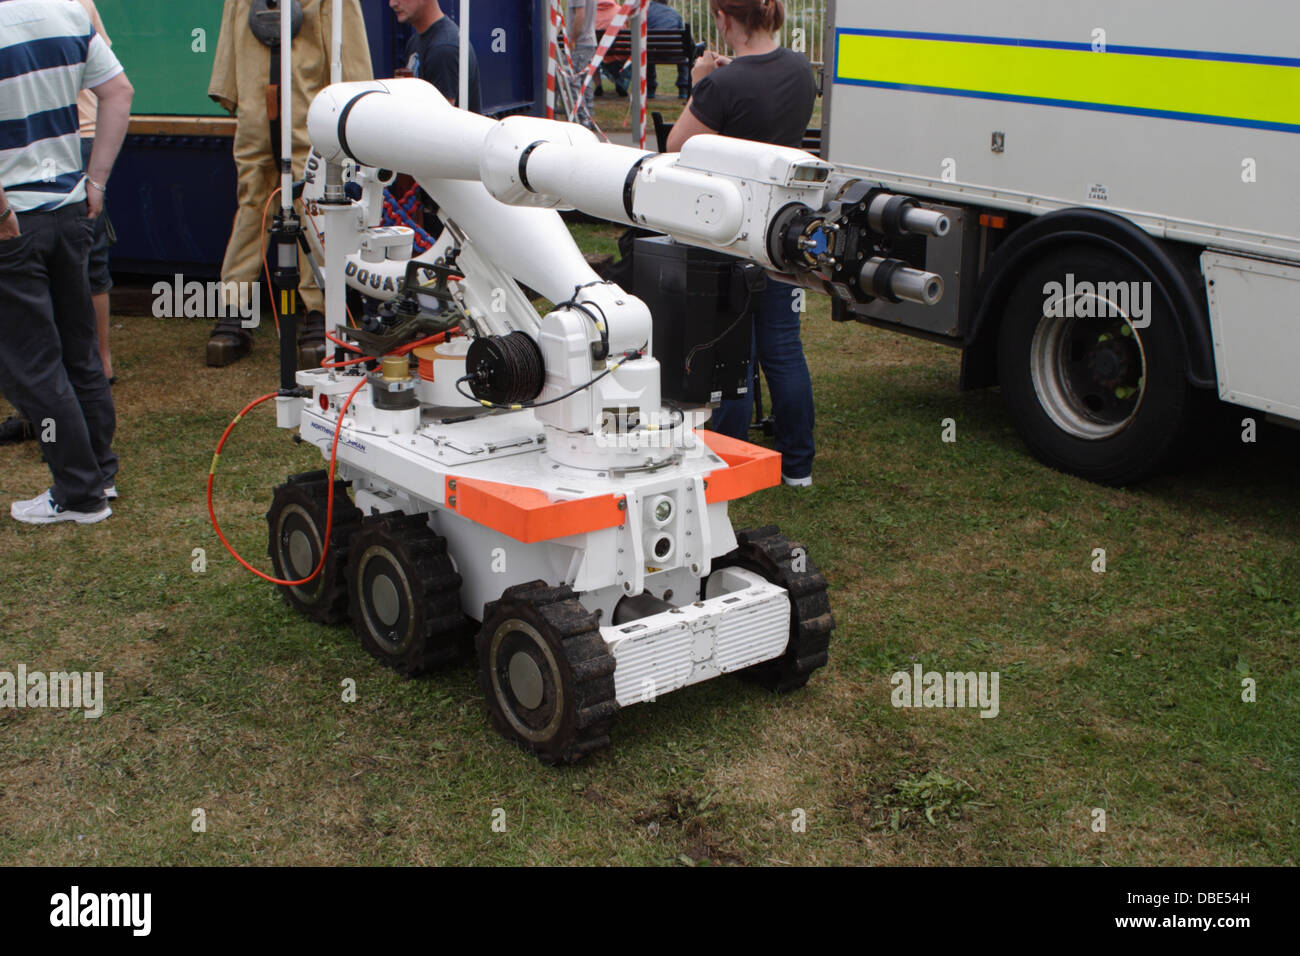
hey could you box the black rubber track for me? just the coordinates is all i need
[477,580,618,765]
[711,525,834,692]
[266,469,363,625]
[347,512,470,676]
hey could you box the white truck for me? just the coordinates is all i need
[818,0,1300,483]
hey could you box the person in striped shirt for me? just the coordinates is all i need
[0,0,134,524]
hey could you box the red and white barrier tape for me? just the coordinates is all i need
[546,0,561,118]
[571,0,641,119]
[637,0,647,149]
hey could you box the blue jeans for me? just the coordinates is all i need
[709,280,815,480]
[616,59,690,98]
[611,2,690,98]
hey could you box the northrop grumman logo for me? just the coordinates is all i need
[309,419,366,453]
[50,886,151,936]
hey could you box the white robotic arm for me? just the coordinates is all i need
[307,79,948,304]
[302,79,946,470]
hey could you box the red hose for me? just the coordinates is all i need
[207,375,366,586]
[208,330,462,584]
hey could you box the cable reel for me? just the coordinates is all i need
[465,331,546,406]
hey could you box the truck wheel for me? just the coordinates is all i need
[996,246,1195,485]
[347,513,469,675]
[709,526,834,693]
[267,470,362,624]
[476,581,618,765]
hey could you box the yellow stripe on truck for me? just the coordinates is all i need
[835,31,1300,133]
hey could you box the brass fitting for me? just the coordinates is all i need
[380,355,411,381]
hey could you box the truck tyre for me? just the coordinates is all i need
[996,246,1196,485]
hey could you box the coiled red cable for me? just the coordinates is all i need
[206,375,367,586]
[206,328,461,585]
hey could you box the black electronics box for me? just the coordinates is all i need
[632,235,761,405]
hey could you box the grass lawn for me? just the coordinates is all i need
[0,220,1296,866]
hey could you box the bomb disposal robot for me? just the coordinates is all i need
[258,77,946,763]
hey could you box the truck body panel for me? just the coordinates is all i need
[822,0,1300,430]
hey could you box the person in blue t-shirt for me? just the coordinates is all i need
[604,1,692,100]
[622,2,692,100]
[389,1,484,241]
[391,0,482,113]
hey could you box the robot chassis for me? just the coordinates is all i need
[263,78,948,763]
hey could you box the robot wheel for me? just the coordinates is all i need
[266,470,363,625]
[476,581,619,765]
[346,512,470,675]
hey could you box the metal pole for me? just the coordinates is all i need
[275,0,300,393]
[630,0,645,149]
[279,0,293,209]
[459,0,470,109]
[322,1,348,345]
[331,0,343,85]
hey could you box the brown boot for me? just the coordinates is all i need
[296,309,326,370]
[206,316,253,367]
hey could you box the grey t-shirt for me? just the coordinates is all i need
[567,0,597,46]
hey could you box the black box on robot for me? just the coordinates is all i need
[632,235,760,407]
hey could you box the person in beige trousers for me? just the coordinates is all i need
[206,0,373,368]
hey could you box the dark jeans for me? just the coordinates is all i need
[606,2,691,99]
[709,280,816,480]
[0,202,117,511]
[79,138,114,294]
[645,2,690,97]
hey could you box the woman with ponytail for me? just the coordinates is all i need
[667,0,818,486]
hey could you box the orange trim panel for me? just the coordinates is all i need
[697,430,781,503]
[446,476,625,543]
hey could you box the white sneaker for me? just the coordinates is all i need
[10,490,112,525]
[781,473,812,488]
[104,484,118,499]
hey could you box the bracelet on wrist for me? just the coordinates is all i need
[86,177,107,193]
[0,206,13,223]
